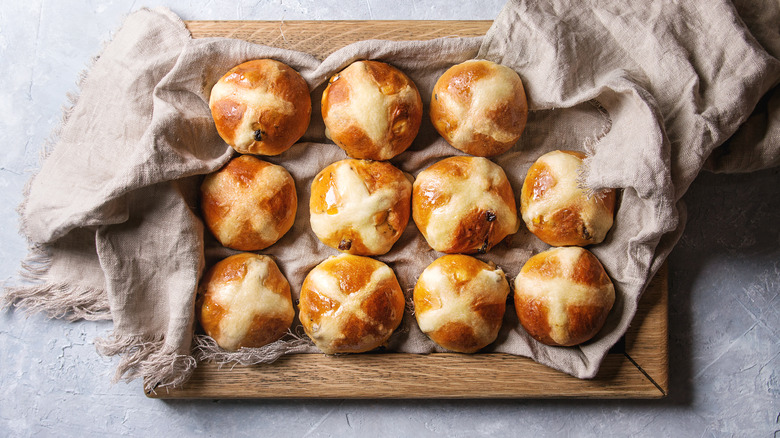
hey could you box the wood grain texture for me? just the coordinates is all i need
[148,348,661,399]
[185,20,492,60]
[625,263,669,395]
[149,265,667,399]
[151,20,670,399]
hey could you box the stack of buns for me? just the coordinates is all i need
[196,56,619,357]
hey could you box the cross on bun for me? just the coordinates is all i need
[309,159,412,256]
[298,254,405,354]
[201,155,297,251]
[513,247,615,346]
[413,255,509,353]
[412,156,519,254]
[430,59,528,157]
[209,59,311,156]
[321,60,423,161]
[520,150,616,247]
[197,253,295,351]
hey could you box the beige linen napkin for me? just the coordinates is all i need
[5,1,779,390]
[706,0,780,173]
[476,0,780,373]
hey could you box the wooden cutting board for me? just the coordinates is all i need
[185,20,493,59]
[147,20,669,399]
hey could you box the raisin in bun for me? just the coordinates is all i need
[413,255,509,353]
[201,155,297,251]
[298,254,405,354]
[321,60,423,160]
[513,247,615,347]
[521,150,616,247]
[310,159,412,256]
[430,59,528,157]
[209,59,311,156]
[412,156,519,254]
[197,253,295,351]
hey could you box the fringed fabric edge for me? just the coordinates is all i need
[95,333,197,394]
[192,331,314,368]
[3,283,111,322]
[4,7,199,393]
[2,244,111,321]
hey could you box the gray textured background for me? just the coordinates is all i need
[1,1,778,436]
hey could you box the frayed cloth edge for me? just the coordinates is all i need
[95,333,196,394]
[3,283,111,322]
[2,245,111,322]
[193,330,314,368]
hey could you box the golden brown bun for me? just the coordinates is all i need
[197,253,294,351]
[513,247,615,346]
[521,150,616,247]
[430,59,528,157]
[413,255,509,353]
[321,60,423,160]
[298,254,405,354]
[209,59,311,155]
[309,159,412,255]
[201,155,297,251]
[412,156,519,254]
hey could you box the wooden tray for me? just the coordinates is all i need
[147,20,669,399]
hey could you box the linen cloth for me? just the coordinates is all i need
[5,1,779,390]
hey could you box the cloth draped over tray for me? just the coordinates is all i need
[4,1,779,391]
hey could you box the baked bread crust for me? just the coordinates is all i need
[322,60,423,160]
[513,247,615,346]
[197,253,294,351]
[520,150,616,247]
[310,159,412,255]
[412,156,519,254]
[430,59,528,157]
[298,254,405,354]
[209,59,311,156]
[413,255,509,353]
[201,155,297,251]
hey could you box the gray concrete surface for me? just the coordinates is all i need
[1,1,778,436]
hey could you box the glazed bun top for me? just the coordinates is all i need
[200,155,297,251]
[430,59,528,157]
[197,253,295,351]
[520,150,616,247]
[309,159,412,256]
[298,254,406,354]
[412,156,519,254]
[413,254,509,353]
[209,59,311,156]
[513,246,615,347]
[322,60,423,161]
